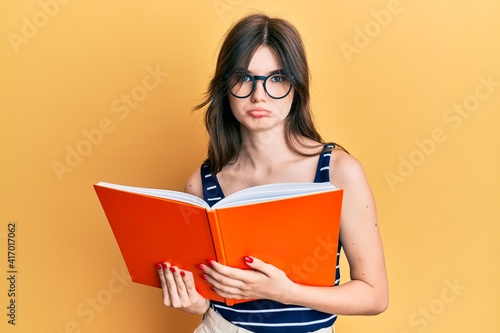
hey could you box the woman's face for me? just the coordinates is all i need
[228,45,294,135]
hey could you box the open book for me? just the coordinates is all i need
[94,181,343,306]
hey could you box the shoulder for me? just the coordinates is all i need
[329,149,370,191]
[184,167,204,198]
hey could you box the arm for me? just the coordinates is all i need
[156,168,210,315]
[201,152,388,315]
[281,152,388,314]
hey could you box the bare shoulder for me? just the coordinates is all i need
[328,148,378,229]
[184,167,204,198]
[329,149,370,191]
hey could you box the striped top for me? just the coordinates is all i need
[200,144,341,333]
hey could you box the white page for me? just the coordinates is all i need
[96,181,337,210]
[212,182,337,209]
[95,182,210,208]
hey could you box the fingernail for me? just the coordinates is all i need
[198,264,205,271]
[170,267,176,273]
[162,263,168,269]
[156,264,162,270]
[180,271,186,277]
[201,274,208,280]
[207,259,215,267]
[244,256,253,264]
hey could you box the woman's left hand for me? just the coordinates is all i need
[199,256,295,303]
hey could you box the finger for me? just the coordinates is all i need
[156,263,172,306]
[181,270,199,298]
[206,260,250,283]
[203,263,243,287]
[162,262,181,306]
[211,282,248,300]
[242,256,276,277]
[208,276,247,297]
[181,271,211,314]
[170,266,189,302]
[156,263,167,287]
[156,262,178,306]
[202,267,251,297]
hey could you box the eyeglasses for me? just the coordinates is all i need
[228,71,293,99]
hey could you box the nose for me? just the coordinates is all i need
[251,78,267,101]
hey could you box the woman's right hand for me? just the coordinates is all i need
[156,262,210,315]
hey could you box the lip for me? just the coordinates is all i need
[247,108,270,118]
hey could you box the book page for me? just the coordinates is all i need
[95,182,210,208]
[212,182,338,209]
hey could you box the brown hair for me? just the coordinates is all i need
[194,13,344,174]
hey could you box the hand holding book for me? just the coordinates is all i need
[156,262,210,315]
[198,255,300,305]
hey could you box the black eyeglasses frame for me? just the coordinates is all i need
[227,71,293,100]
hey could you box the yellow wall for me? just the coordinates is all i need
[1,0,499,332]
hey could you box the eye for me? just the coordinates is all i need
[230,72,251,85]
[270,74,287,83]
[242,75,252,82]
[232,73,251,82]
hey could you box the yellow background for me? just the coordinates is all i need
[1,0,499,332]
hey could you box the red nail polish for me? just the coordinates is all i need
[244,256,253,264]
[162,263,168,269]
[201,274,208,280]
[180,271,186,277]
[207,259,215,267]
[156,264,162,270]
[198,264,205,271]
[170,267,176,273]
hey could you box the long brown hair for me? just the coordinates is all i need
[194,13,343,174]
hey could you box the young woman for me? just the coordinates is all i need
[156,13,388,333]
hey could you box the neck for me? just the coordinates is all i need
[237,127,291,168]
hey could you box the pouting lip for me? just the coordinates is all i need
[247,109,271,118]
[247,108,271,113]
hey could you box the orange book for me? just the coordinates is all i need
[94,181,343,306]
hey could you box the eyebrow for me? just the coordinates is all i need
[245,69,285,75]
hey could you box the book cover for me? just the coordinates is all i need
[94,182,343,306]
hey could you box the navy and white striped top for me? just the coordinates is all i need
[200,144,342,333]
